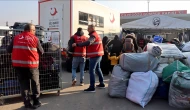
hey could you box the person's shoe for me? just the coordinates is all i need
[33,101,41,109]
[72,79,77,86]
[80,83,84,86]
[84,88,95,92]
[96,84,105,89]
[25,103,34,109]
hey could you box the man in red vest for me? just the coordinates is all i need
[70,28,87,86]
[7,23,44,109]
[72,24,105,92]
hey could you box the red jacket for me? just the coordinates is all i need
[12,32,39,68]
[73,35,87,57]
[87,31,104,58]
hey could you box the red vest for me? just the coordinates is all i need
[73,35,87,57]
[12,32,39,68]
[87,31,104,58]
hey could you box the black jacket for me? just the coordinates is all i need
[107,37,122,56]
[68,30,84,56]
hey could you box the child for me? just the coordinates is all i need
[108,53,120,73]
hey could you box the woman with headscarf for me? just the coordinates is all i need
[124,33,139,53]
[107,35,123,56]
[101,36,111,75]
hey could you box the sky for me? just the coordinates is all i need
[0,0,190,26]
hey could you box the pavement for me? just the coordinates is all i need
[0,70,187,110]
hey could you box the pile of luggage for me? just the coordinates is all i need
[108,43,190,108]
[39,42,60,91]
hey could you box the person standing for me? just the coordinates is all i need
[107,35,123,56]
[70,28,87,86]
[101,36,111,76]
[125,34,139,53]
[72,24,105,92]
[7,23,44,109]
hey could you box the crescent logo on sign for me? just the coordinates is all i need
[110,13,115,23]
[19,36,24,39]
[50,7,58,16]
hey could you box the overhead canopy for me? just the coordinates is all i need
[121,15,190,29]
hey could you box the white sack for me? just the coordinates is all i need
[182,41,190,52]
[153,64,169,78]
[108,65,130,98]
[182,52,190,67]
[126,71,158,108]
[156,43,184,64]
[119,52,159,72]
[147,43,162,57]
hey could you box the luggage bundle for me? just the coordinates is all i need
[108,43,190,108]
[169,71,190,108]
[108,65,130,98]
[108,51,160,108]
[119,52,159,72]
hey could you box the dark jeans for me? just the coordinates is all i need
[110,65,114,73]
[15,67,40,105]
[89,56,104,89]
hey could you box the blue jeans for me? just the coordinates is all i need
[89,56,104,88]
[72,57,86,83]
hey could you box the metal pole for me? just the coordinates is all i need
[148,0,150,12]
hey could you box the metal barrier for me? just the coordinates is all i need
[0,29,62,105]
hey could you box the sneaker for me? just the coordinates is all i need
[33,101,41,109]
[84,88,95,92]
[96,84,105,89]
[80,83,84,86]
[72,79,77,86]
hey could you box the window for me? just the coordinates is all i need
[79,11,104,28]
[79,12,88,25]
[99,17,104,27]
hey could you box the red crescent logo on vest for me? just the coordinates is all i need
[110,13,115,23]
[50,8,57,16]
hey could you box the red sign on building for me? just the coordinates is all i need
[120,10,187,17]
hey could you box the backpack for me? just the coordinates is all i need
[68,36,75,54]
[122,38,134,53]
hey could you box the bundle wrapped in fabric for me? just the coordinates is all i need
[147,43,162,57]
[182,41,190,52]
[169,71,190,108]
[162,60,190,83]
[153,64,169,78]
[108,65,130,98]
[126,71,158,108]
[119,52,159,72]
[155,43,185,64]
[182,52,190,67]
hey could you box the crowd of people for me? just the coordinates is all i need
[68,25,187,91]
[67,25,156,92]
[2,23,187,109]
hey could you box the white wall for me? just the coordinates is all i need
[39,0,71,48]
[39,0,121,48]
[72,0,120,38]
